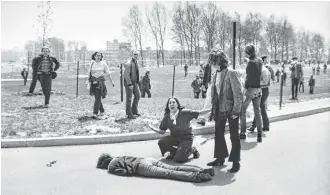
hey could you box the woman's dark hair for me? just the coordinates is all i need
[214,51,228,67]
[91,52,103,61]
[96,153,114,169]
[164,97,184,114]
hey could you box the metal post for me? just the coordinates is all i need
[120,64,123,102]
[76,60,79,98]
[233,21,236,70]
[279,72,284,109]
[172,64,176,97]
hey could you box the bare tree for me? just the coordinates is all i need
[171,2,186,64]
[201,2,219,52]
[122,5,145,66]
[33,1,53,47]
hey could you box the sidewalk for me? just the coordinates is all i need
[2,97,330,148]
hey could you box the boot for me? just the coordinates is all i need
[228,162,240,173]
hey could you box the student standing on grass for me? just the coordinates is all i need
[191,74,202,99]
[141,69,151,98]
[289,57,303,100]
[203,50,243,173]
[29,46,60,107]
[308,75,315,94]
[96,153,214,183]
[149,97,210,163]
[88,52,114,119]
[21,68,28,86]
[275,69,281,83]
[124,51,141,119]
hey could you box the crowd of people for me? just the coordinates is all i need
[21,44,328,183]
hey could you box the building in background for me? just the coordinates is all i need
[48,37,65,61]
[105,39,131,66]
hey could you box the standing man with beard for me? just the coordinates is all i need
[203,50,243,173]
[29,46,60,107]
[124,51,141,119]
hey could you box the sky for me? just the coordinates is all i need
[1,1,330,51]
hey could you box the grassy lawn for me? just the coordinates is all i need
[1,63,330,139]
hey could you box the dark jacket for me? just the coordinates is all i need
[31,55,60,72]
[108,156,142,176]
[191,79,202,92]
[245,58,262,89]
[21,70,28,78]
[90,76,107,98]
[308,78,315,86]
[141,75,151,90]
[124,59,139,86]
[203,63,212,87]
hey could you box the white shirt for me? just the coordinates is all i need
[88,61,110,78]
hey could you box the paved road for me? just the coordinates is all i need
[2,112,330,195]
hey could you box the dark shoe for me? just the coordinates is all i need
[228,162,240,173]
[166,153,175,160]
[195,172,212,182]
[202,168,215,176]
[207,159,224,166]
[289,97,295,100]
[263,127,270,132]
[133,113,141,117]
[127,115,136,119]
[239,133,246,140]
[257,133,262,142]
[247,126,255,132]
[193,148,200,159]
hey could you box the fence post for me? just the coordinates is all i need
[233,21,236,70]
[76,60,79,98]
[172,64,176,97]
[279,72,284,109]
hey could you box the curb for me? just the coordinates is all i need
[2,106,330,148]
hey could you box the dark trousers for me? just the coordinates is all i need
[125,83,140,116]
[29,72,39,93]
[194,92,200,99]
[92,84,105,115]
[158,135,194,163]
[299,82,304,93]
[291,78,299,98]
[141,89,151,98]
[252,87,269,130]
[22,77,27,86]
[202,91,207,98]
[136,158,203,183]
[309,86,314,94]
[39,73,52,105]
[214,115,240,162]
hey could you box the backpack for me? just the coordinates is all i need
[260,65,271,86]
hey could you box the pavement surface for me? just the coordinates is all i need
[2,112,330,195]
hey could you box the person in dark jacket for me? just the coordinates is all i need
[149,97,211,163]
[88,52,115,118]
[124,51,141,119]
[275,69,281,83]
[289,57,304,100]
[141,69,151,98]
[239,45,263,142]
[191,74,202,99]
[308,75,315,94]
[96,153,214,183]
[184,63,188,77]
[29,46,60,107]
[21,68,28,86]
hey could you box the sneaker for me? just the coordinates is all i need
[239,133,246,140]
[44,104,49,108]
[247,126,255,132]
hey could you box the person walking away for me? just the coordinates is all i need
[289,57,303,100]
[247,56,272,133]
[96,153,214,183]
[239,45,263,142]
[21,68,28,86]
[203,50,243,173]
[141,69,151,98]
[88,52,114,118]
[30,46,60,107]
[124,51,141,119]
[275,69,281,83]
[308,75,315,94]
[191,75,202,99]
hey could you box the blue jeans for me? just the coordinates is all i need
[136,158,203,182]
[240,88,262,134]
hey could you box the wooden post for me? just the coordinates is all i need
[233,21,236,70]
[76,60,79,98]
[120,64,123,102]
[172,64,176,97]
[279,71,284,109]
